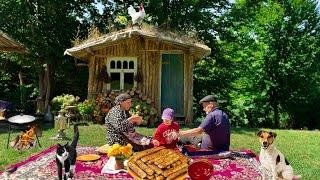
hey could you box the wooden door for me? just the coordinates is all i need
[161,54,184,117]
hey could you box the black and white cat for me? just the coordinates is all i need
[56,125,79,180]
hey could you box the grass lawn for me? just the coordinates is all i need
[0,122,319,179]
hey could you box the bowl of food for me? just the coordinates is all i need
[188,160,213,180]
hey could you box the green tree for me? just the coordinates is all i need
[218,0,320,128]
[264,0,320,128]
[0,0,98,112]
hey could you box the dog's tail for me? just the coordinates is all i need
[293,175,302,180]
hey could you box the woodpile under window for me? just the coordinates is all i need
[93,87,158,126]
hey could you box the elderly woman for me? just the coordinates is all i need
[105,93,143,145]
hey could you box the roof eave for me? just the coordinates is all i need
[0,31,26,53]
[64,29,211,59]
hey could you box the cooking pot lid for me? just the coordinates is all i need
[8,114,36,124]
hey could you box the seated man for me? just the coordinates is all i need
[179,95,230,151]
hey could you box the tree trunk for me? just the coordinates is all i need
[44,64,52,110]
[37,69,45,114]
[18,71,24,85]
[37,63,53,114]
[269,87,280,128]
[18,71,25,111]
[274,103,279,128]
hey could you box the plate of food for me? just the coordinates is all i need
[76,154,101,162]
[127,146,191,179]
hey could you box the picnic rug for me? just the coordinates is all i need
[0,146,267,180]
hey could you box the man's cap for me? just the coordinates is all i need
[162,108,175,120]
[115,93,131,105]
[199,95,218,104]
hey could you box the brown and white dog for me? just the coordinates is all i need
[257,130,301,180]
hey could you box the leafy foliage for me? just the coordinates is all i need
[77,99,95,115]
[0,54,38,112]
[130,100,157,126]
[50,94,80,113]
[217,0,320,128]
[0,0,96,110]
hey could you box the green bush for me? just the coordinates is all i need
[50,94,80,113]
[130,100,157,127]
[77,99,95,115]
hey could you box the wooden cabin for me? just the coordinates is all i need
[64,28,211,124]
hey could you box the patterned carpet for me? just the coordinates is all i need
[0,146,132,180]
[0,146,267,180]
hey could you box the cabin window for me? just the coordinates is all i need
[110,61,115,69]
[110,73,120,89]
[123,61,128,69]
[106,57,137,90]
[129,61,134,69]
[117,61,122,69]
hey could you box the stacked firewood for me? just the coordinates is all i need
[93,88,158,126]
[126,87,153,105]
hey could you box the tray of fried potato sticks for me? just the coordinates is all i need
[127,146,192,180]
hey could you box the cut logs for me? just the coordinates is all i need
[93,88,158,126]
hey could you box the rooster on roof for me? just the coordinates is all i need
[127,3,145,27]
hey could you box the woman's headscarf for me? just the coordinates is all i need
[114,93,131,105]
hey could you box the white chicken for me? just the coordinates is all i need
[127,3,145,26]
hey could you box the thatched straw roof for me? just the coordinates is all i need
[64,28,211,59]
[0,30,25,53]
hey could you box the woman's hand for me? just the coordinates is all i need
[128,114,143,125]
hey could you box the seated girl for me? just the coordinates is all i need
[152,108,179,149]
